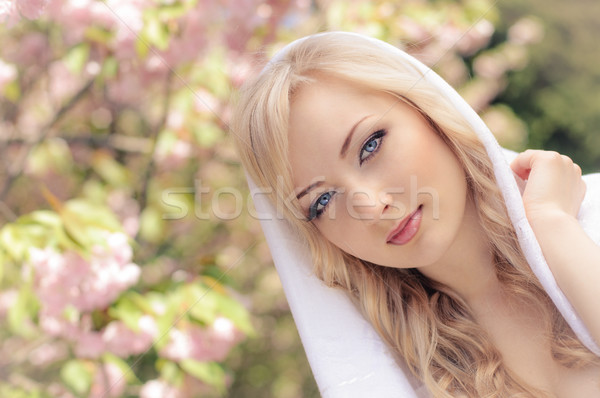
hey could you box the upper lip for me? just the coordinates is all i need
[386,206,421,243]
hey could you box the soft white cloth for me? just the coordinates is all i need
[247,32,600,397]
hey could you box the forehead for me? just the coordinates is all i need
[289,76,374,121]
[287,77,386,185]
[288,79,366,182]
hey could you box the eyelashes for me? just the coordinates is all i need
[306,129,387,221]
[307,191,334,221]
[359,129,386,165]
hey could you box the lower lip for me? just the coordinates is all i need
[387,206,423,245]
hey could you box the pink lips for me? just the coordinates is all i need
[386,205,423,245]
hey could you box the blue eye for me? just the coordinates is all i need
[308,191,335,221]
[359,130,386,164]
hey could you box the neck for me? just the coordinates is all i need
[418,196,504,312]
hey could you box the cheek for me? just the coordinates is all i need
[315,218,362,255]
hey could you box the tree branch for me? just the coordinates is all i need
[136,71,173,216]
[0,77,95,209]
[0,134,153,154]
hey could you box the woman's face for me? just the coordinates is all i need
[288,76,474,270]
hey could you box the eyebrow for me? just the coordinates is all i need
[296,180,324,200]
[339,114,373,159]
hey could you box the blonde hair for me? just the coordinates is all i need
[231,33,598,397]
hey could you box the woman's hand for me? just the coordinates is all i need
[512,150,600,349]
[510,149,586,225]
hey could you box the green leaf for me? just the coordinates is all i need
[143,16,170,51]
[139,207,166,243]
[213,291,254,336]
[185,284,218,325]
[180,360,225,392]
[84,26,113,45]
[7,286,39,337]
[156,359,183,386]
[154,312,176,350]
[102,353,140,384]
[183,282,254,335]
[0,211,64,261]
[91,151,131,188]
[201,265,234,287]
[157,3,187,19]
[60,360,93,397]
[101,56,119,79]
[63,43,90,74]
[193,121,223,148]
[135,37,150,59]
[28,138,74,175]
[57,198,123,251]
[3,79,21,102]
[0,383,49,398]
[108,297,143,331]
[145,292,174,350]
[0,224,30,261]
[192,49,229,99]
[19,210,62,229]
[0,250,5,283]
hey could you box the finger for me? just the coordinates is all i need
[510,149,539,180]
[574,163,582,177]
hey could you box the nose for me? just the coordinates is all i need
[346,187,405,223]
[380,190,410,220]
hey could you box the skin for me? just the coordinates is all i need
[511,150,600,350]
[288,75,498,304]
[287,75,600,395]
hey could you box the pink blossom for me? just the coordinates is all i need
[29,232,141,347]
[457,19,494,55]
[473,53,507,80]
[0,289,18,318]
[16,0,51,19]
[47,61,82,105]
[108,0,146,61]
[193,89,220,115]
[166,109,185,130]
[508,17,544,46]
[397,16,430,43]
[106,64,144,105]
[39,311,80,339]
[153,138,193,171]
[45,0,100,45]
[31,249,91,315]
[103,315,157,357]
[47,381,77,398]
[73,330,106,359]
[160,328,191,361]
[0,1,14,21]
[140,379,180,398]
[89,362,126,398]
[161,317,243,362]
[105,232,133,264]
[28,341,69,366]
[4,32,51,67]
[227,57,254,89]
[0,0,21,25]
[204,316,244,361]
[107,190,140,237]
[0,58,17,93]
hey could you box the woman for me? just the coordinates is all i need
[231,32,600,397]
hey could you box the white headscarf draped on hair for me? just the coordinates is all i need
[247,31,600,398]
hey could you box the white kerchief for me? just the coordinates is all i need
[248,31,600,397]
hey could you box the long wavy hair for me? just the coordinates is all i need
[231,32,599,397]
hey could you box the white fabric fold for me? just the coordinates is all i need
[246,31,600,397]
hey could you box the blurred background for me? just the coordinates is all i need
[0,0,598,397]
